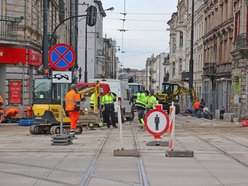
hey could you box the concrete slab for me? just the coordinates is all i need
[113,149,140,157]
[146,141,168,146]
[165,150,194,157]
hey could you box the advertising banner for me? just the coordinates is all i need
[10,81,21,103]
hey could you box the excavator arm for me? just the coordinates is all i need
[168,86,197,103]
[78,81,100,112]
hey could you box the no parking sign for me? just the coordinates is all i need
[48,43,75,71]
[144,105,169,140]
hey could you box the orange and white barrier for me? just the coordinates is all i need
[169,102,175,151]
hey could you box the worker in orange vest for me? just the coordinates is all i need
[193,101,201,112]
[0,95,4,123]
[26,106,33,119]
[5,108,20,119]
[187,100,200,117]
[65,84,81,137]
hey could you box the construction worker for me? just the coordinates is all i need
[147,90,157,111]
[65,84,81,137]
[193,101,201,112]
[5,108,20,121]
[0,95,4,123]
[135,90,149,127]
[26,106,33,119]
[101,90,117,128]
[90,93,95,109]
[187,100,200,117]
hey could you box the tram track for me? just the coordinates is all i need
[186,128,248,168]
[131,124,150,186]
[79,129,111,186]
[79,123,151,186]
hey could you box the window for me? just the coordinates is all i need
[172,38,176,53]
[179,31,183,47]
[234,11,240,43]
[172,62,176,76]
[179,58,182,74]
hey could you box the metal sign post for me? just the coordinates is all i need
[60,84,64,134]
[48,43,75,146]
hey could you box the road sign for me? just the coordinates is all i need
[52,71,72,83]
[144,105,169,139]
[48,43,75,70]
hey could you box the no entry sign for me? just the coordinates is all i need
[144,105,169,139]
[48,43,75,71]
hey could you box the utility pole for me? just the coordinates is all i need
[84,13,88,83]
[42,0,48,72]
[70,0,79,83]
[189,0,194,92]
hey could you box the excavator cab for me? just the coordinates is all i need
[33,76,70,104]
[162,83,180,102]
[30,76,72,134]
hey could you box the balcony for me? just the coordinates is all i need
[232,33,248,59]
[235,33,247,49]
[0,15,24,41]
[203,63,216,78]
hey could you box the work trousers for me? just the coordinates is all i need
[104,104,116,128]
[136,106,146,125]
[69,111,79,131]
[0,109,3,123]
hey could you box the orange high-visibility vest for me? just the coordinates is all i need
[5,108,19,117]
[65,89,81,112]
[26,106,32,116]
[0,96,3,108]
[193,101,200,110]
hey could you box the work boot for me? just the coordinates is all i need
[69,131,75,138]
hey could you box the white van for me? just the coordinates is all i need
[89,79,134,121]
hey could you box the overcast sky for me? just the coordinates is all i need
[102,0,178,70]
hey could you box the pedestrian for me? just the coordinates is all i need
[5,108,20,120]
[101,90,117,128]
[135,89,149,128]
[0,95,4,123]
[65,84,81,137]
[147,90,157,112]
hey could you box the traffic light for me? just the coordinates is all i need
[86,6,97,27]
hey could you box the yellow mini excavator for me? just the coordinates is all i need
[155,82,197,114]
[29,76,100,135]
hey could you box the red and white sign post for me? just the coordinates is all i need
[169,102,176,151]
[144,105,169,140]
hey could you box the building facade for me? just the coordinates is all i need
[231,0,248,119]
[202,0,233,113]
[77,0,118,82]
[0,0,72,116]
[145,53,168,91]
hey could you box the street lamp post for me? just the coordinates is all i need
[189,0,194,92]
[42,0,48,72]
[84,10,88,83]
[84,6,114,82]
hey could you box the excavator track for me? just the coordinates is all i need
[30,124,83,135]
[29,125,41,135]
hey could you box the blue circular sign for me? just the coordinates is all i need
[48,43,75,70]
